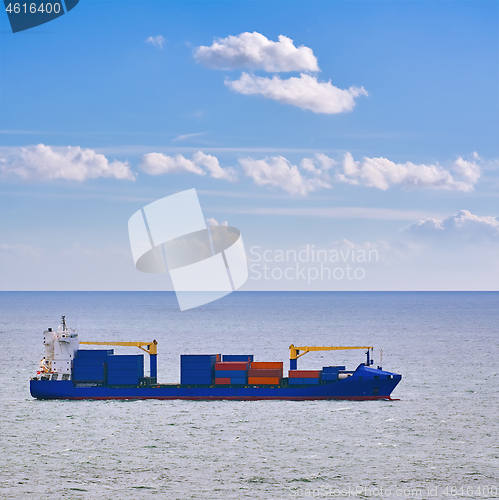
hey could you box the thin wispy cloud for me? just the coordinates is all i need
[208,206,445,221]
[0,129,49,134]
[145,35,165,49]
[0,243,44,258]
[172,132,208,143]
[194,32,319,72]
[0,144,135,181]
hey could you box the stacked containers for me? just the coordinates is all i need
[181,354,218,385]
[248,361,283,385]
[288,369,321,385]
[72,349,114,383]
[215,361,249,384]
[107,355,144,385]
[321,366,346,382]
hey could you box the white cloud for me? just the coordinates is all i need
[226,73,367,114]
[146,35,165,49]
[0,144,135,181]
[194,32,319,72]
[140,151,236,181]
[241,151,483,195]
[140,153,203,175]
[453,152,481,184]
[139,150,486,194]
[337,152,479,191]
[239,155,331,196]
[206,218,228,226]
[193,151,237,181]
[301,153,335,176]
[404,210,499,243]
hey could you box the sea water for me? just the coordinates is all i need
[0,292,498,499]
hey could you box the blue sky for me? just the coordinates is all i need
[0,1,498,291]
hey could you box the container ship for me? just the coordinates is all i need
[30,317,402,401]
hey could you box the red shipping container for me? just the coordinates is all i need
[289,370,321,378]
[248,376,281,385]
[215,377,231,384]
[215,362,248,371]
[248,368,282,377]
[250,361,283,370]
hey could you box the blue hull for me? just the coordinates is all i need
[30,365,401,401]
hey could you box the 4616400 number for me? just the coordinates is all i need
[5,3,60,14]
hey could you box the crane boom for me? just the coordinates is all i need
[289,344,373,370]
[80,340,157,355]
[79,340,158,378]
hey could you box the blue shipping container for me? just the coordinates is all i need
[73,365,104,374]
[108,355,143,363]
[107,363,141,370]
[76,350,114,358]
[322,366,345,372]
[222,355,254,362]
[181,368,213,376]
[321,373,338,381]
[181,365,214,372]
[230,377,247,384]
[73,358,106,368]
[303,378,320,385]
[107,368,143,378]
[288,378,305,385]
[181,354,218,363]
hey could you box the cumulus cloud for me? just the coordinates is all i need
[226,73,367,114]
[138,150,485,195]
[453,152,481,184]
[0,144,135,181]
[140,151,236,181]
[337,152,479,192]
[404,210,499,244]
[239,155,331,195]
[240,152,484,195]
[206,218,228,226]
[194,32,319,72]
[146,35,165,49]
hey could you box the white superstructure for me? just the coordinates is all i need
[39,316,79,379]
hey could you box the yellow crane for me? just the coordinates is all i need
[289,344,373,370]
[79,340,158,378]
